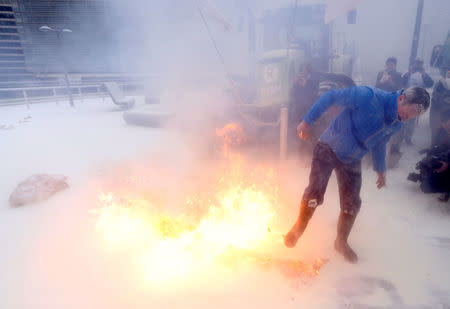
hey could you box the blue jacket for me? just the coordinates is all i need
[303,86,403,173]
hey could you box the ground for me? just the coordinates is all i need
[0,98,449,309]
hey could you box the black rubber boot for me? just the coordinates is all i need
[284,200,316,248]
[334,211,358,263]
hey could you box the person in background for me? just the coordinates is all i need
[288,62,320,155]
[400,58,434,144]
[375,57,402,92]
[408,109,450,202]
[402,58,434,89]
[388,58,434,168]
[432,109,450,148]
[430,69,450,146]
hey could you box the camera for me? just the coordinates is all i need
[407,172,422,182]
[407,146,447,184]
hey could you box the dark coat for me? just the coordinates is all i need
[430,79,450,145]
[402,71,434,88]
[375,70,402,92]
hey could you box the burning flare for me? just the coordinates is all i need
[215,122,245,156]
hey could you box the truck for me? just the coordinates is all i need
[226,4,355,155]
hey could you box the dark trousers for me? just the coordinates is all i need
[302,142,362,216]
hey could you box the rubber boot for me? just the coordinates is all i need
[284,200,316,248]
[334,211,358,263]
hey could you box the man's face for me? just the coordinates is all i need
[412,61,424,72]
[386,62,396,72]
[397,95,425,122]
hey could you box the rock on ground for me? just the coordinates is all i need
[9,174,69,207]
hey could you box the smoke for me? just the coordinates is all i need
[2,1,450,308]
[1,97,450,309]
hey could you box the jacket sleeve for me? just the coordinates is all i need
[302,86,359,125]
[371,136,390,173]
[422,73,434,88]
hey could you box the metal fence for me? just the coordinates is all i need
[0,79,158,106]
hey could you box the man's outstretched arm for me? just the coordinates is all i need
[302,86,360,125]
[371,137,390,188]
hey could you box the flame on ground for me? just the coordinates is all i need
[91,123,327,283]
[92,179,276,282]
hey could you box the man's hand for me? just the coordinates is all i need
[433,161,448,173]
[376,172,386,189]
[381,73,392,83]
[297,121,311,140]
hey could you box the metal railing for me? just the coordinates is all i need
[0,81,148,106]
[0,82,103,106]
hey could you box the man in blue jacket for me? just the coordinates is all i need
[284,86,430,263]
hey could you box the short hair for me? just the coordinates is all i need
[386,57,397,65]
[403,87,430,110]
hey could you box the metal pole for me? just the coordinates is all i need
[248,8,256,82]
[279,107,288,160]
[57,31,74,107]
[409,0,424,65]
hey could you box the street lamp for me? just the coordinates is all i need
[39,25,72,33]
[39,25,74,107]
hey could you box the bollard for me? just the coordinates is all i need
[279,106,288,160]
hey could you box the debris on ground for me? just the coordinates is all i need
[9,174,69,207]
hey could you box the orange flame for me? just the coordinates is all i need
[91,161,278,283]
[215,122,245,156]
[91,124,327,283]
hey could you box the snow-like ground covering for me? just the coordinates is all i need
[0,98,449,309]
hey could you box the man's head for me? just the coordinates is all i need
[411,58,424,72]
[397,87,430,122]
[385,57,397,72]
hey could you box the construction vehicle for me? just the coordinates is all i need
[225,4,355,155]
[123,3,356,157]
[253,5,353,105]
